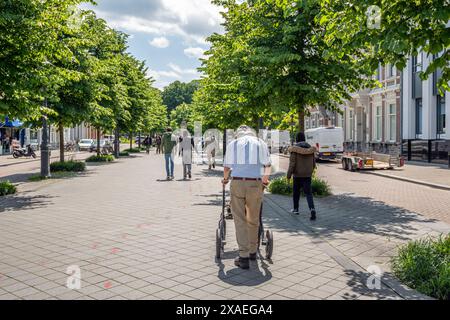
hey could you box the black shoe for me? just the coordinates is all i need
[291,209,299,215]
[234,257,250,269]
[310,210,317,221]
[249,253,257,261]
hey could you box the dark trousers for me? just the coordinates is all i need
[293,177,315,211]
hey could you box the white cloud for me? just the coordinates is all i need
[89,0,224,45]
[184,47,205,59]
[149,37,170,48]
[147,63,201,89]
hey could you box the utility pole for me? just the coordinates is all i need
[40,98,51,178]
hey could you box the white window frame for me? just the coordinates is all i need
[386,103,397,142]
[349,109,355,141]
[373,105,382,142]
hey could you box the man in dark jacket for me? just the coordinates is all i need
[287,132,317,221]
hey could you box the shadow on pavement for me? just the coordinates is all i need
[0,173,36,184]
[0,191,55,213]
[217,251,273,287]
[265,193,438,241]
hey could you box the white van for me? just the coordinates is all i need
[305,127,344,161]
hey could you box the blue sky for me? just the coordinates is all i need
[83,0,224,90]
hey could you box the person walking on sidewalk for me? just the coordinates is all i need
[162,128,177,180]
[180,130,195,180]
[287,132,317,221]
[155,135,162,154]
[205,136,217,170]
[223,125,272,270]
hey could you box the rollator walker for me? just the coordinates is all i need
[215,184,274,260]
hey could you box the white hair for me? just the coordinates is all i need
[235,125,257,139]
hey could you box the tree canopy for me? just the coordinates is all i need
[319,0,450,93]
[196,0,374,132]
[162,80,199,111]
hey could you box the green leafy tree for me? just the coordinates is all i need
[162,80,199,111]
[200,0,373,133]
[319,0,450,93]
[0,0,90,119]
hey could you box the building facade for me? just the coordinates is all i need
[340,64,402,155]
[308,57,449,166]
[402,53,449,165]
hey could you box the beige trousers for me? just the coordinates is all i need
[230,180,264,258]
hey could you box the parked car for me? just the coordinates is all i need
[90,140,111,153]
[78,139,94,151]
[92,140,114,154]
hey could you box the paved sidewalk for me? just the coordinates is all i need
[369,162,450,190]
[0,154,447,300]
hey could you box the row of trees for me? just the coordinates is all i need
[187,0,449,133]
[0,1,167,175]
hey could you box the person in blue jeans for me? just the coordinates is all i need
[287,132,317,221]
[161,128,177,180]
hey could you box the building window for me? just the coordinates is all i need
[412,54,423,98]
[437,94,446,135]
[387,104,397,141]
[373,106,382,141]
[349,110,355,141]
[388,64,395,78]
[413,53,422,73]
[415,98,423,135]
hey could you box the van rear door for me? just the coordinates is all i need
[318,128,344,154]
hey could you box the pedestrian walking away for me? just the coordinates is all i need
[205,136,218,170]
[161,128,177,180]
[144,135,152,154]
[155,135,162,154]
[287,132,317,221]
[180,130,195,180]
[223,125,272,269]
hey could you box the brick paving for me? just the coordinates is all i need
[0,154,448,300]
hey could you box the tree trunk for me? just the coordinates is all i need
[298,109,305,134]
[129,132,133,150]
[114,127,120,158]
[138,131,142,149]
[40,112,51,178]
[58,123,65,163]
[96,128,101,157]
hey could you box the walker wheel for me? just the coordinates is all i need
[265,230,273,260]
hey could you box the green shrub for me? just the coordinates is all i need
[311,177,332,197]
[268,177,293,195]
[123,148,141,153]
[0,181,17,196]
[392,235,449,300]
[268,176,331,197]
[119,152,130,157]
[86,155,115,163]
[50,161,86,173]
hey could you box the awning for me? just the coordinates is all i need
[1,117,23,128]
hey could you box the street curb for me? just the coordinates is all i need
[364,171,450,192]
